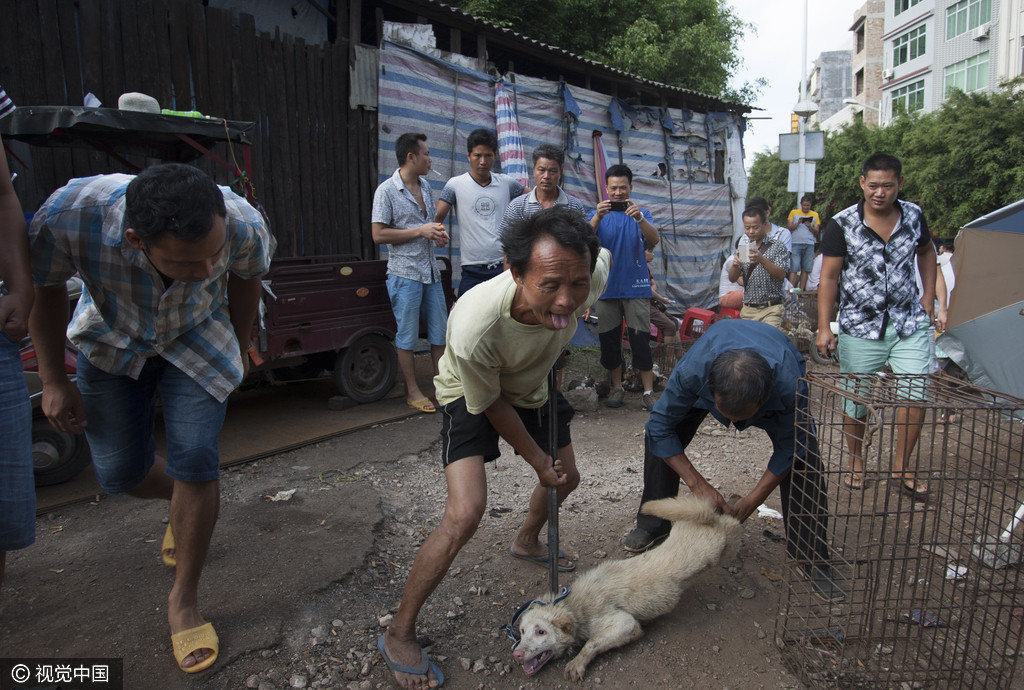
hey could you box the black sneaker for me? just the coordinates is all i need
[805,566,845,603]
[623,527,668,553]
[605,387,625,408]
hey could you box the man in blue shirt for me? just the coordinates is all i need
[588,164,660,410]
[624,319,841,601]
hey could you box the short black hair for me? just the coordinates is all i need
[502,206,599,276]
[125,163,226,245]
[708,349,774,417]
[532,144,564,168]
[742,205,768,223]
[467,128,498,154]
[862,152,902,178]
[747,196,770,211]
[800,194,813,204]
[605,164,633,184]
[396,133,427,167]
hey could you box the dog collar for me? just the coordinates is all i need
[500,586,571,650]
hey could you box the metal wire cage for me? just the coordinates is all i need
[779,372,1024,688]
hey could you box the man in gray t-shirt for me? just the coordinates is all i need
[435,128,524,298]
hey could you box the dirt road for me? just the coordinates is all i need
[6,355,1021,689]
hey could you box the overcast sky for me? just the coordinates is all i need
[728,0,867,170]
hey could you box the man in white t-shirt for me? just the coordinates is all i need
[436,128,525,298]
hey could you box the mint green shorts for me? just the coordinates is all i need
[839,321,930,418]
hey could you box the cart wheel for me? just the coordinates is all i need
[808,341,839,367]
[333,334,398,403]
[32,415,92,486]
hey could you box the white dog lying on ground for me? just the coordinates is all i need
[508,494,742,681]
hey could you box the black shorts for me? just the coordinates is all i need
[440,393,575,467]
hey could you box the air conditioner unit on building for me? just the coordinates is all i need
[882,68,894,80]
[972,23,991,40]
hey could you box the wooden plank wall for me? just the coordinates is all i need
[0,0,377,259]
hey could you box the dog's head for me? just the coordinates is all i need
[512,602,576,675]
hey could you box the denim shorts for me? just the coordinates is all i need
[839,322,930,418]
[76,354,228,492]
[386,275,448,350]
[791,244,816,273]
[0,332,35,551]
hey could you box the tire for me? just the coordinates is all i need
[808,341,839,367]
[32,415,92,487]
[333,334,398,403]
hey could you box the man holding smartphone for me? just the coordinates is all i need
[786,194,820,291]
[588,164,661,410]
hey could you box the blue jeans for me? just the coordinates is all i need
[76,355,227,492]
[386,275,448,351]
[791,244,815,273]
[457,262,503,299]
[0,333,35,551]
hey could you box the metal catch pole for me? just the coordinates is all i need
[546,367,560,592]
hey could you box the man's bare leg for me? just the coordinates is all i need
[430,344,444,377]
[383,457,487,689]
[397,347,428,404]
[892,406,927,490]
[843,415,867,488]
[125,456,217,667]
[640,369,655,393]
[512,445,579,568]
[608,365,623,390]
[167,478,219,669]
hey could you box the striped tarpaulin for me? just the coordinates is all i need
[377,40,741,307]
[494,82,528,187]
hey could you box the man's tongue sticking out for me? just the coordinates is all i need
[551,312,570,329]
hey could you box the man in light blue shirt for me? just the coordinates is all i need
[372,133,450,413]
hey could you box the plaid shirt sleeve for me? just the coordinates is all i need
[222,189,274,278]
[28,196,79,287]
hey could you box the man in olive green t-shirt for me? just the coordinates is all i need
[377,206,611,688]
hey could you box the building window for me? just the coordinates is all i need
[856,26,865,53]
[895,0,922,16]
[893,26,927,66]
[891,80,925,115]
[855,69,864,95]
[944,52,990,94]
[946,0,992,39]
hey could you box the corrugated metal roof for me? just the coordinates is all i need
[381,0,752,113]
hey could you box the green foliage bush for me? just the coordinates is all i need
[747,82,1024,237]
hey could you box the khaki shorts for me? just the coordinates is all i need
[595,297,651,334]
[740,303,785,328]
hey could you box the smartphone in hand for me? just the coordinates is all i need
[609,200,629,212]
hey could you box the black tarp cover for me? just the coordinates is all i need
[0,106,254,162]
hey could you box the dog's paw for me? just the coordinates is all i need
[564,658,588,682]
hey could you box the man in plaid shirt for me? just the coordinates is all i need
[816,153,936,499]
[29,163,274,673]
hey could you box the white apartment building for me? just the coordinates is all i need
[880,0,1008,124]
[996,0,1023,83]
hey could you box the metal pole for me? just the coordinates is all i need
[798,0,809,203]
[546,368,559,593]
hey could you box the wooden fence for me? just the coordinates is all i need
[0,0,377,259]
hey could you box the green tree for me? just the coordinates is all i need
[747,83,1024,235]
[901,86,1024,235]
[455,0,754,100]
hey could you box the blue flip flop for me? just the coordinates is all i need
[509,546,576,572]
[377,634,445,687]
